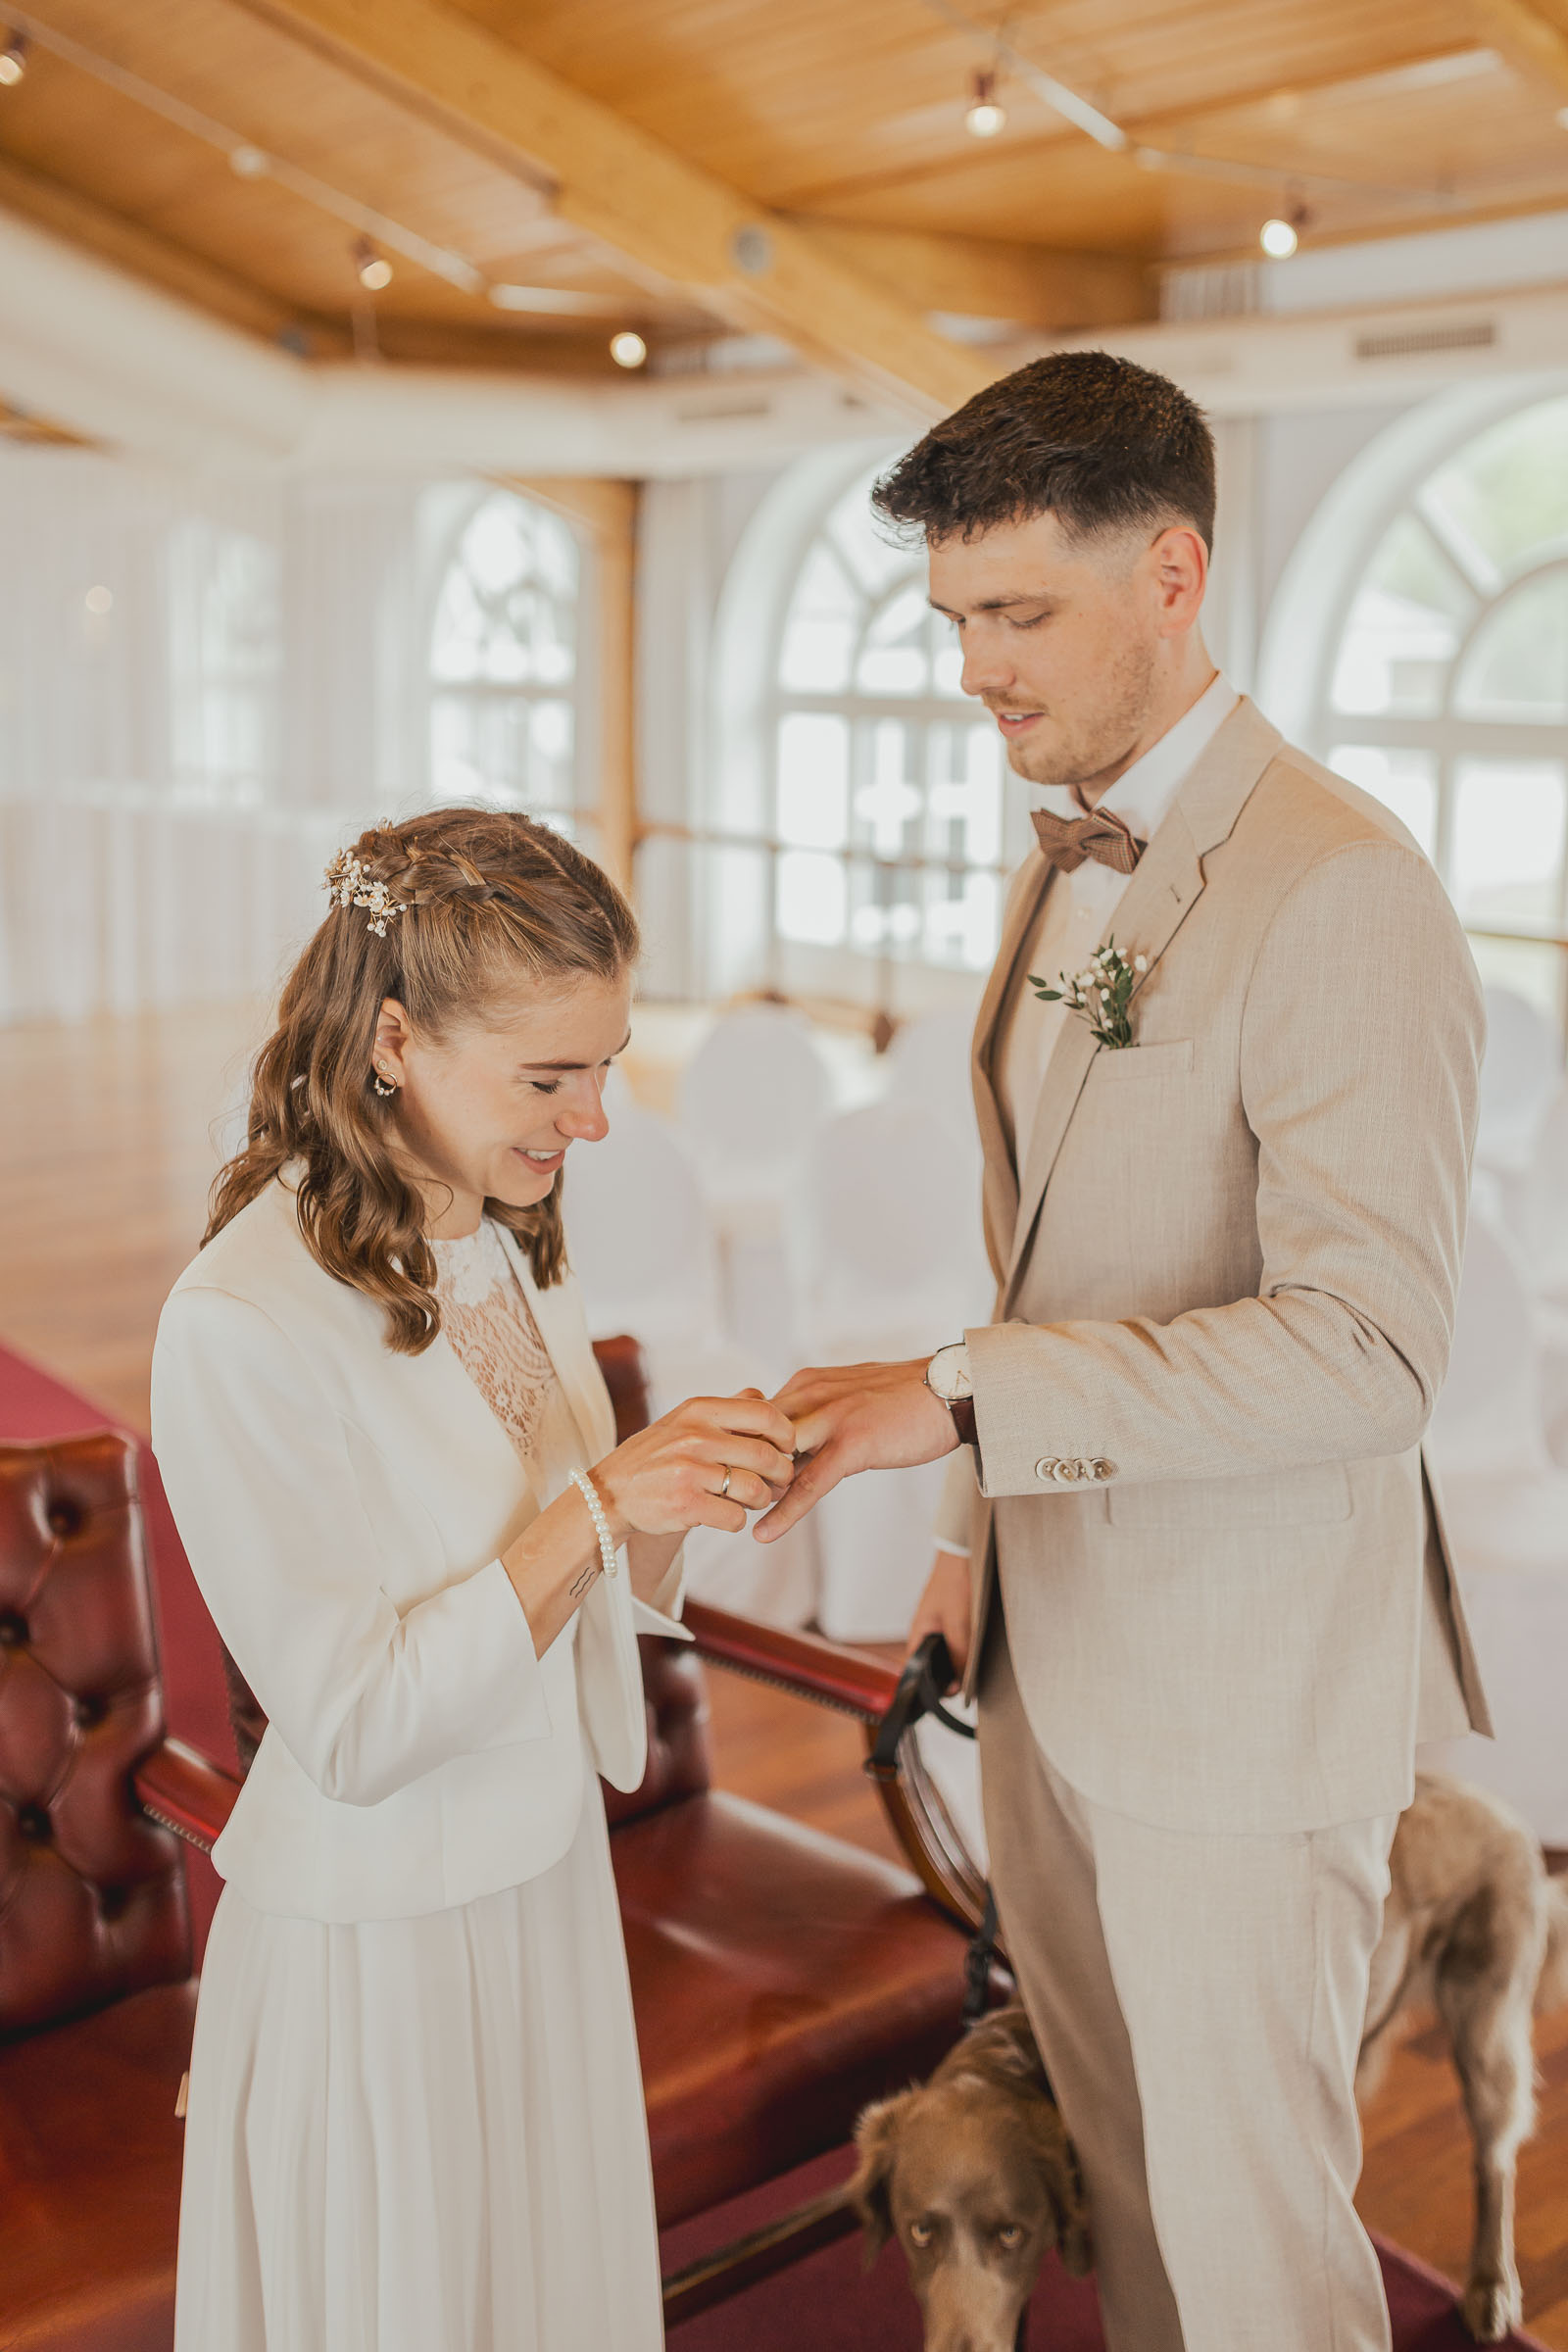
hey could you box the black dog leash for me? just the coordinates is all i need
[864,1630,979,1768]
[865,1634,999,2029]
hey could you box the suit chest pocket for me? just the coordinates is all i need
[1087,1038,1194,1083]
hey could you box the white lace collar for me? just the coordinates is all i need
[428,1216,514,1309]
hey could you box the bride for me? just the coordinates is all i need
[152,807,798,2351]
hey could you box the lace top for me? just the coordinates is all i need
[429,1218,582,1513]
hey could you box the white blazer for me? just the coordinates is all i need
[150,1176,682,1924]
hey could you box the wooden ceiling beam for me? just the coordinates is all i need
[0,151,345,352]
[0,158,692,381]
[794,220,1153,331]
[1470,0,1568,102]
[229,0,994,416]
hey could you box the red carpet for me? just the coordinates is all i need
[663,2146,1551,2350]
[3,1345,1551,2350]
[0,1341,233,1953]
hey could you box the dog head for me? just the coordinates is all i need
[851,2008,1091,2352]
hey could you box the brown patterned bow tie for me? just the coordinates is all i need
[1030,805,1145,876]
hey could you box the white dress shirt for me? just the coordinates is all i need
[998,671,1238,1177]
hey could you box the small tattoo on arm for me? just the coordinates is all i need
[568,1564,598,1599]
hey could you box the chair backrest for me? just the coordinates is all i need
[0,1432,191,2039]
[676,1004,833,1176]
[217,1337,714,1820]
[563,1104,726,1348]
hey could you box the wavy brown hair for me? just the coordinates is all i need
[207,807,639,1353]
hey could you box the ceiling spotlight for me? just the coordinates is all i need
[228,144,270,178]
[0,30,27,86]
[964,69,1005,138]
[610,330,648,369]
[84,585,113,615]
[1259,215,1299,260]
[353,236,392,291]
[1557,104,1568,129]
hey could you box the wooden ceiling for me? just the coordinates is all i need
[1,0,1566,399]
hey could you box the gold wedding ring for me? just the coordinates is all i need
[718,1465,732,1498]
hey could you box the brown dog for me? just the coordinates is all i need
[1358,1772,1568,2341]
[851,2004,1091,2352]
[853,1773,1568,2350]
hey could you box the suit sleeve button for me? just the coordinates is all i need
[1034,1457,1058,1481]
[1091,1458,1115,1480]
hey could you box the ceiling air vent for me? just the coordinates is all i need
[1353,319,1495,363]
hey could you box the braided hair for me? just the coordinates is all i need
[208,807,639,1353]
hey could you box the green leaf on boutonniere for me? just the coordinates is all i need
[1028,936,1149,1052]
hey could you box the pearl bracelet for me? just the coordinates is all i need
[569,1467,619,1584]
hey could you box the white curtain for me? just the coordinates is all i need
[0,451,445,1023]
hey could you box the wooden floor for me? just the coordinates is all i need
[5,1000,1568,2346]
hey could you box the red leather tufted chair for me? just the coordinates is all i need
[0,1428,238,2352]
[1,1347,991,2343]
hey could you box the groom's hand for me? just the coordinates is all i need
[751,1359,956,1543]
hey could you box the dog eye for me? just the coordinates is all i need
[997,2225,1024,2249]
[907,2220,936,2248]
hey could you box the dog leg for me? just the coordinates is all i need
[1435,1952,1537,2343]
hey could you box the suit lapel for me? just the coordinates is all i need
[972,854,1054,1278]
[1002,697,1284,1303]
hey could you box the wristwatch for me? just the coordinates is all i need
[924,1342,978,1449]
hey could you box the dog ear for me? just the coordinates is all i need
[849,2092,912,2264]
[1029,2104,1093,2278]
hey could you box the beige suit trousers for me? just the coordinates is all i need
[979,1613,1397,2352]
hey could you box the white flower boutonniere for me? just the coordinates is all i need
[1029,938,1149,1051]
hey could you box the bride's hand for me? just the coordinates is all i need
[593,1390,797,1541]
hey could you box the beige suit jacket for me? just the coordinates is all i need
[945,696,1491,1836]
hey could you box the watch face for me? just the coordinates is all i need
[928,1345,973,1403]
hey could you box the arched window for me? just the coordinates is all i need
[168,520,280,808]
[1273,389,1568,1025]
[428,489,581,824]
[703,456,1034,1015]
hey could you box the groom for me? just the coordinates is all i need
[757,351,1492,2351]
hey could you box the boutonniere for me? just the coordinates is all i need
[1029,938,1148,1051]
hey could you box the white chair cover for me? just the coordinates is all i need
[562,1103,818,1627]
[675,1004,833,1236]
[790,1102,992,1642]
[790,1100,990,1356]
[886,1007,981,1151]
[1501,1077,1568,1304]
[563,1100,725,1353]
[1475,987,1560,1176]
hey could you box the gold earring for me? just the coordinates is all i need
[371,1067,396,1099]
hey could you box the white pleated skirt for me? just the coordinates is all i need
[174,1782,664,2352]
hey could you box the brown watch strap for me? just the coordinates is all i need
[950,1394,978,1448]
